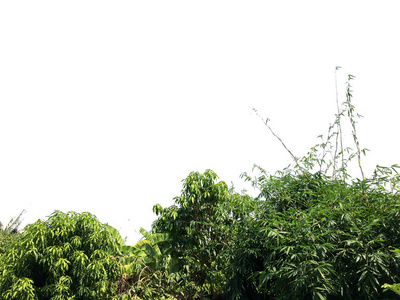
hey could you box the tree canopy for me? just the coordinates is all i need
[0,211,121,300]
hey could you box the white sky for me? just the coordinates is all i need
[1,1,399,243]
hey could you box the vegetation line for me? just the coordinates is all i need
[2,72,400,299]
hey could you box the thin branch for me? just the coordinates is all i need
[345,75,365,181]
[252,108,308,179]
[333,66,345,180]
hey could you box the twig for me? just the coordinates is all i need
[252,108,309,179]
[333,66,345,180]
[345,75,365,181]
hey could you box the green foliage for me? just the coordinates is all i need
[229,171,400,299]
[151,169,243,299]
[0,211,121,300]
[115,227,175,299]
[382,283,400,296]
[105,223,176,298]
[144,72,400,299]
[147,76,400,299]
[2,71,399,299]
[382,248,400,298]
[225,72,400,299]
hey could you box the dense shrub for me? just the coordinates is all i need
[151,170,235,299]
[227,171,400,299]
[0,211,121,300]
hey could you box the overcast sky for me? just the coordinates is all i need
[1,1,399,243]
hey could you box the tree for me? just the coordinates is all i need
[0,211,121,300]
[229,170,400,299]
[226,73,400,299]
[152,169,234,299]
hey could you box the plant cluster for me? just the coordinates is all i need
[0,211,121,300]
[151,170,236,299]
[1,71,399,299]
[145,71,400,299]
[107,225,175,299]
[229,170,400,299]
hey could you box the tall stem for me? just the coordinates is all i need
[346,75,365,181]
[252,108,309,179]
[333,66,345,180]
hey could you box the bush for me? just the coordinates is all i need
[0,211,121,300]
[228,171,400,299]
[225,72,400,299]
